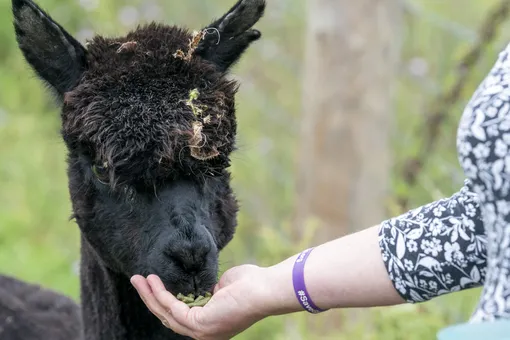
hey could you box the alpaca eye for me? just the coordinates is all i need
[91,164,109,183]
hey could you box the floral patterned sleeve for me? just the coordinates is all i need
[378,179,487,303]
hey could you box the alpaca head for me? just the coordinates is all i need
[12,0,265,296]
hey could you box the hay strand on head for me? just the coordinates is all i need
[173,30,206,62]
[188,121,220,160]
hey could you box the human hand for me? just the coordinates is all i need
[130,264,275,340]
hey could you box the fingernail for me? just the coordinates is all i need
[162,320,170,328]
[147,275,165,290]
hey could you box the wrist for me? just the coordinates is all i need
[257,255,305,316]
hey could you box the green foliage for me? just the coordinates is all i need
[0,0,502,338]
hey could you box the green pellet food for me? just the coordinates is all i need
[176,292,212,307]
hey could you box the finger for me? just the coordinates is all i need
[131,276,194,336]
[146,275,198,327]
[130,276,167,319]
[160,313,194,338]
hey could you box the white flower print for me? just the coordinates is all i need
[421,238,443,257]
[430,218,443,236]
[466,203,477,217]
[486,105,499,118]
[496,200,510,215]
[473,143,490,159]
[407,240,418,253]
[495,139,508,157]
[462,214,476,232]
[381,251,388,262]
[433,206,446,217]
[487,124,500,137]
[444,242,465,263]
[493,99,503,108]
[502,133,510,144]
[483,204,496,226]
[473,183,486,202]
[458,141,472,156]
[462,157,478,178]
[498,118,510,131]
[394,277,407,295]
[450,199,458,208]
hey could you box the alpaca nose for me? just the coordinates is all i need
[164,237,213,273]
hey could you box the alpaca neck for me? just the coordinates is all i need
[79,237,191,340]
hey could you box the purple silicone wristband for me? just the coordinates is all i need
[292,247,327,314]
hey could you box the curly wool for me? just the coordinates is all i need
[62,23,239,186]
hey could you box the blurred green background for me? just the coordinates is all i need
[1,0,509,339]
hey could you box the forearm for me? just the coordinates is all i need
[264,225,405,315]
[261,180,487,316]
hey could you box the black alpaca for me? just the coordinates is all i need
[0,275,81,340]
[0,0,265,339]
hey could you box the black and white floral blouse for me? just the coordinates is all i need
[378,42,510,322]
[379,180,486,303]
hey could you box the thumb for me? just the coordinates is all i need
[216,264,259,290]
[216,266,243,289]
[213,283,222,294]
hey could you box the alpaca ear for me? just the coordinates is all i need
[12,0,88,100]
[195,0,265,72]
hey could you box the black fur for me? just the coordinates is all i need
[0,274,81,340]
[11,0,88,100]
[2,0,265,339]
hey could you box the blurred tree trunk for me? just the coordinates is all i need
[294,0,402,244]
